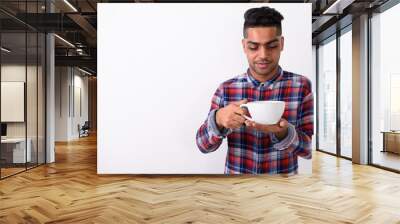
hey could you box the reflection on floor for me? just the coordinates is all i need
[0,167,25,178]
[0,163,41,178]
[373,150,400,171]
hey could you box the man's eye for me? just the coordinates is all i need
[248,46,257,50]
[268,45,278,49]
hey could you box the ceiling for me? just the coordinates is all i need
[0,0,393,75]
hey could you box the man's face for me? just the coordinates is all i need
[242,27,284,78]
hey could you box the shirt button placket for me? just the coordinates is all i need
[257,83,264,173]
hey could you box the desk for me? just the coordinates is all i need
[1,138,31,163]
[381,131,400,154]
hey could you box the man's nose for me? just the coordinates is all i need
[259,46,269,59]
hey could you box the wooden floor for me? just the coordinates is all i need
[0,167,26,178]
[1,163,44,178]
[1,134,400,223]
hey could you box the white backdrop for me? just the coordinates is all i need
[98,3,312,174]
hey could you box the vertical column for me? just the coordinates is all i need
[46,0,55,163]
[352,14,369,164]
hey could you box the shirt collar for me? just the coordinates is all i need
[246,66,283,87]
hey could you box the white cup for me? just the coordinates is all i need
[239,101,285,125]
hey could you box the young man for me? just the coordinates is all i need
[196,6,313,174]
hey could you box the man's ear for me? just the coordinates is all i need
[242,39,246,52]
[280,36,284,51]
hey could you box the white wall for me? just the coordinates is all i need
[1,65,40,138]
[55,67,68,141]
[98,3,313,174]
[55,67,89,141]
[72,72,89,138]
[1,65,28,143]
[1,64,46,164]
[1,65,26,125]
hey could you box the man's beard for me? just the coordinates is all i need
[250,62,277,77]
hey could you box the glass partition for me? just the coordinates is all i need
[339,28,352,158]
[0,1,46,179]
[317,36,337,155]
[27,31,38,169]
[38,32,45,165]
[370,3,400,171]
[0,31,28,177]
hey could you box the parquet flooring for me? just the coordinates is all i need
[1,134,400,223]
[0,167,25,178]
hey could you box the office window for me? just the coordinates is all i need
[318,37,337,154]
[340,28,352,158]
[371,3,400,171]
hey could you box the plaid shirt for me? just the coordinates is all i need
[196,67,313,174]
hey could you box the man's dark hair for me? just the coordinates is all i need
[243,6,284,38]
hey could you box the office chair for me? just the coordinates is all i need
[79,121,90,138]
